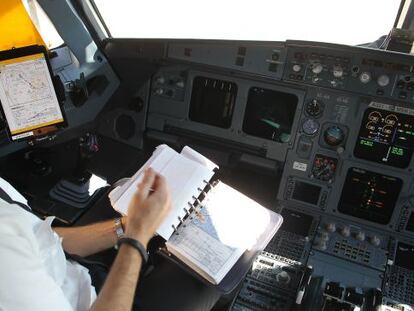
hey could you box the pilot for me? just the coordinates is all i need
[0,168,220,311]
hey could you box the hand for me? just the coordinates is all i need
[124,168,171,247]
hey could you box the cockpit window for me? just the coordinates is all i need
[92,0,401,46]
[23,0,64,49]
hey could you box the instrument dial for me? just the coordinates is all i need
[324,125,345,146]
[302,119,320,135]
[311,154,338,182]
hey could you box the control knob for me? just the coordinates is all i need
[332,65,344,78]
[326,223,336,233]
[155,76,165,84]
[356,231,366,241]
[276,271,291,284]
[305,99,324,118]
[292,64,302,72]
[341,226,351,237]
[318,240,328,251]
[319,231,330,241]
[370,235,381,246]
[359,72,372,84]
[377,74,390,87]
[154,88,164,95]
[175,80,185,88]
[312,63,323,74]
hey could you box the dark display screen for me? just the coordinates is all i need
[395,242,414,271]
[280,209,313,237]
[291,181,321,205]
[354,107,414,168]
[189,76,237,128]
[243,87,298,143]
[338,168,402,224]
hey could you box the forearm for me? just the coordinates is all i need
[90,244,142,311]
[54,219,123,257]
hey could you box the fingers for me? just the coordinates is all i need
[136,168,156,199]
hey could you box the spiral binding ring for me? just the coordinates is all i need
[172,224,178,234]
[192,195,201,205]
[197,187,208,196]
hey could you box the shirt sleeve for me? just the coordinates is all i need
[0,224,74,311]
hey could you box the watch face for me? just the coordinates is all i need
[115,218,125,238]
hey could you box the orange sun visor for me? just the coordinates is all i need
[0,0,45,51]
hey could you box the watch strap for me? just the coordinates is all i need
[117,237,149,265]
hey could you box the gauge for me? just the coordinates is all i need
[302,119,320,135]
[311,154,338,182]
[305,99,324,118]
[324,125,345,146]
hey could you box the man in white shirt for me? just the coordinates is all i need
[0,168,172,311]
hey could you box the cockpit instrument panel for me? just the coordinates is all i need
[354,106,414,168]
[338,167,402,224]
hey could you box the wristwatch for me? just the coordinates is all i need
[114,217,125,239]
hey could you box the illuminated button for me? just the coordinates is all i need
[356,231,366,241]
[326,223,337,233]
[377,74,390,87]
[359,72,371,84]
[341,226,351,237]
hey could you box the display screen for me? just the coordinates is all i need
[189,76,237,128]
[354,107,414,168]
[291,181,321,205]
[243,87,298,143]
[395,242,414,271]
[338,167,402,224]
[280,209,313,237]
[0,51,64,141]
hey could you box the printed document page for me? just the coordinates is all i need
[166,182,275,284]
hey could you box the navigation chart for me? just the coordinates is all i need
[0,53,63,137]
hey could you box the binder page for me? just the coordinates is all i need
[167,182,275,284]
[112,145,178,215]
[109,144,170,204]
[181,146,218,172]
[155,156,214,239]
[112,144,215,240]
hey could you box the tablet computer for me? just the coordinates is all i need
[0,45,66,141]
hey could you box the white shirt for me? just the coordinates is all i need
[0,177,97,311]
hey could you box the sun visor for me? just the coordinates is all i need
[0,0,45,51]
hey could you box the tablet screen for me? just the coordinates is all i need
[0,52,64,140]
